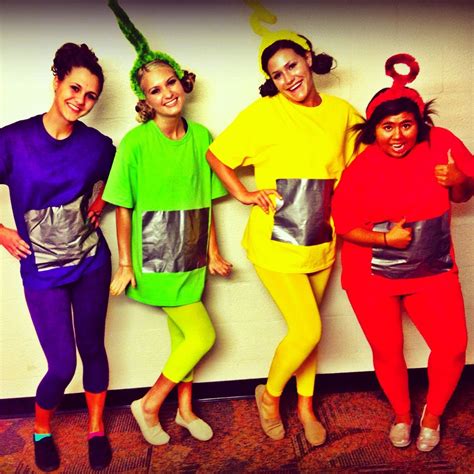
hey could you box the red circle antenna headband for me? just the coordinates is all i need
[366,53,425,119]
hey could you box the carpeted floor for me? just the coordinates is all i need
[1,377,473,473]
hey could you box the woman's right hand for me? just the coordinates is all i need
[110,265,136,296]
[385,218,412,249]
[0,224,31,260]
[238,189,282,214]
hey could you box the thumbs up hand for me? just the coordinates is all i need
[434,149,466,187]
[385,217,412,249]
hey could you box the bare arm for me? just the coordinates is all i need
[341,218,412,250]
[87,182,106,228]
[207,212,232,277]
[206,149,280,213]
[109,206,136,296]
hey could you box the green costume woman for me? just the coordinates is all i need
[103,0,231,445]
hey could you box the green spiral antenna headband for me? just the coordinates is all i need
[108,0,184,99]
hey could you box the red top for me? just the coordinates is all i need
[332,127,473,293]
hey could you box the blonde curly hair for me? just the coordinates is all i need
[134,59,196,123]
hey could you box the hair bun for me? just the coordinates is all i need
[312,53,334,75]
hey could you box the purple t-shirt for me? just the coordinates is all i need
[0,114,115,289]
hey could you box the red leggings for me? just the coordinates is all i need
[346,273,467,417]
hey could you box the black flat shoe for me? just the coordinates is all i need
[33,435,60,472]
[88,436,112,471]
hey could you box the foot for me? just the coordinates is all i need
[389,421,412,448]
[175,409,213,441]
[88,435,112,470]
[299,418,327,446]
[255,385,285,440]
[130,399,170,445]
[33,435,60,472]
[416,405,440,452]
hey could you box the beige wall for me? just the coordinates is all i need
[1,0,473,399]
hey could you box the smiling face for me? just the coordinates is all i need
[375,111,419,158]
[140,63,185,119]
[52,66,100,123]
[267,47,318,106]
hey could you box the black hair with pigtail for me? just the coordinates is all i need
[259,36,335,97]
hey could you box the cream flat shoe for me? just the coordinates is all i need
[131,399,170,445]
[175,409,213,441]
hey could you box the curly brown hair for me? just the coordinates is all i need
[52,43,104,94]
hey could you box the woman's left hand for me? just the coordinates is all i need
[86,209,102,228]
[434,149,466,187]
[208,252,233,277]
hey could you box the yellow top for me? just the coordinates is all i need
[209,93,360,273]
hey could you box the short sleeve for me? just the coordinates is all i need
[211,169,228,200]
[102,136,136,209]
[208,105,260,169]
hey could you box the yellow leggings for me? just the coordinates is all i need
[161,302,216,384]
[254,265,332,397]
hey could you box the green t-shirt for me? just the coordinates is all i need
[103,119,227,306]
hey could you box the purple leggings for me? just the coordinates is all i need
[24,261,111,410]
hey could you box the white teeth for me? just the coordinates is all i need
[289,82,301,91]
[165,98,178,107]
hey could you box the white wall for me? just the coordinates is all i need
[1,0,473,399]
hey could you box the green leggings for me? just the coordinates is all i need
[161,301,216,383]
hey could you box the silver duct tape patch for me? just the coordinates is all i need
[271,178,335,246]
[371,211,453,279]
[142,208,209,273]
[24,194,99,272]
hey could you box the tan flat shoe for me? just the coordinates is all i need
[300,418,327,446]
[255,384,285,440]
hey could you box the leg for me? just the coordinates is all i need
[24,286,77,421]
[295,268,332,426]
[403,274,467,426]
[161,301,216,386]
[138,317,192,424]
[167,316,193,383]
[24,286,76,471]
[71,262,111,433]
[136,302,215,433]
[175,381,213,441]
[253,266,323,440]
[70,262,112,469]
[346,288,411,422]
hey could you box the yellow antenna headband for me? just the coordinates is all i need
[244,0,311,78]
